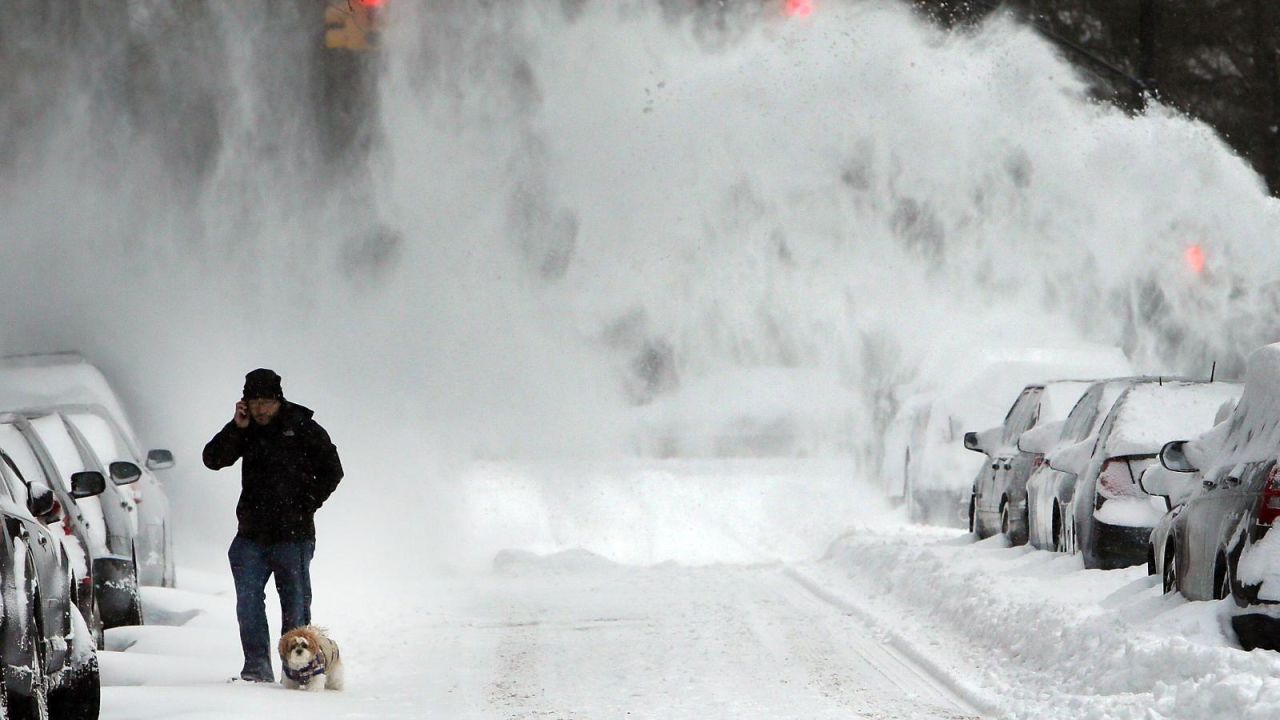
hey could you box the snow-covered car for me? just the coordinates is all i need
[59,405,175,588]
[4,411,144,634]
[964,379,1095,544]
[1141,343,1280,650]
[0,416,113,645]
[885,345,1132,528]
[629,367,858,458]
[881,390,977,526]
[0,354,176,588]
[1024,377,1166,553]
[0,426,103,718]
[1048,379,1242,570]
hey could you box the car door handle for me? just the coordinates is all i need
[37,535,47,546]
[1002,463,1013,471]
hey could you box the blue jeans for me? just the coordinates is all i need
[228,535,315,679]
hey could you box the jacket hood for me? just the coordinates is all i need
[281,401,315,426]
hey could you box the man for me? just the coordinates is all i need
[203,368,344,683]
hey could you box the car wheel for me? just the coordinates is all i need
[47,656,98,720]
[1052,505,1064,553]
[10,622,49,720]
[8,560,50,720]
[1000,500,1011,538]
[1216,555,1233,601]
[88,593,104,651]
[163,521,177,589]
[968,494,977,535]
[904,458,917,524]
[48,606,99,720]
[125,551,144,627]
[1163,545,1178,595]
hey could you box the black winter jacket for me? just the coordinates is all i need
[202,402,344,544]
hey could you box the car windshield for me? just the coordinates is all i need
[1001,387,1043,445]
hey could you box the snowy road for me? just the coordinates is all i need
[434,556,980,719]
[100,556,980,719]
[95,459,1280,720]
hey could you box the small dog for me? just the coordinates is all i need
[278,626,344,692]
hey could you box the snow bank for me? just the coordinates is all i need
[823,527,1280,720]
[450,458,887,569]
[492,548,620,576]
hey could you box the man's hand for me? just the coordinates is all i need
[234,401,250,429]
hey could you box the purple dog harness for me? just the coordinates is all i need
[283,645,337,685]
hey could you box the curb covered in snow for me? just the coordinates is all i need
[820,527,1280,720]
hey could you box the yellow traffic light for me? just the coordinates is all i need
[324,0,385,52]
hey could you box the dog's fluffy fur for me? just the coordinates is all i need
[278,626,344,692]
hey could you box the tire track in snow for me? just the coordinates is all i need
[784,566,998,719]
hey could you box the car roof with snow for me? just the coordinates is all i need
[1103,380,1243,458]
[934,355,1132,432]
[0,353,141,455]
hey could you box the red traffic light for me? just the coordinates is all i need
[785,0,814,18]
[1185,245,1206,275]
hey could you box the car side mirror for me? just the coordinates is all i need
[965,427,1001,455]
[26,482,56,518]
[145,449,175,471]
[1017,419,1065,455]
[109,461,142,485]
[1139,465,1191,500]
[1160,440,1198,473]
[69,471,106,499]
[1047,438,1092,475]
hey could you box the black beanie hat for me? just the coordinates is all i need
[242,368,284,400]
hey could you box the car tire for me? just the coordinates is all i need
[49,605,99,720]
[125,551,144,627]
[998,498,1027,546]
[88,593,104,651]
[8,558,50,720]
[163,521,177,589]
[124,592,143,628]
[1163,545,1178,595]
[904,459,917,524]
[968,494,977,535]
[47,655,98,720]
[1052,505,1064,553]
[1216,554,1233,601]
